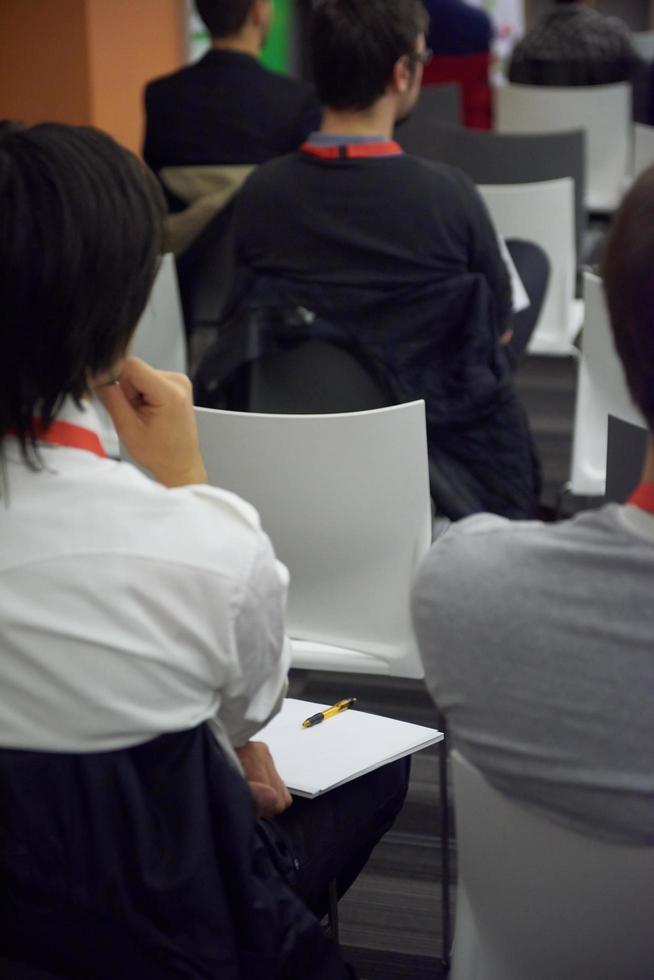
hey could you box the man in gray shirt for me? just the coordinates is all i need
[412,165,654,846]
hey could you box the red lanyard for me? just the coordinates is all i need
[300,140,403,160]
[28,418,107,459]
[627,483,654,515]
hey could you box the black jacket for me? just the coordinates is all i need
[0,725,354,979]
[143,50,321,172]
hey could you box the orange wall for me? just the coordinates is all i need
[0,0,185,155]
[86,0,185,155]
[0,0,91,127]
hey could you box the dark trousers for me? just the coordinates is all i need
[505,238,551,362]
[265,757,411,919]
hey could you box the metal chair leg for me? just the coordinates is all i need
[327,877,340,944]
[439,726,451,970]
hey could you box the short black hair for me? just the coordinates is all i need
[0,122,164,469]
[602,165,654,433]
[310,0,428,111]
[195,0,255,39]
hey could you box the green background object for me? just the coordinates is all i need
[262,0,292,73]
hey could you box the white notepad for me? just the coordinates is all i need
[258,698,443,798]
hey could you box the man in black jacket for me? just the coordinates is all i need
[199,0,540,521]
[143,0,321,173]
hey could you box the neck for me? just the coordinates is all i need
[320,100,397,140]
[639,436,654,484]
[212,33,260,59]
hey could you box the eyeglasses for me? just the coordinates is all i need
[413,48,433,67]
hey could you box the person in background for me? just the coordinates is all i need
[508,0,639,87]
[412,164,654,847]
[195,0,540,522]
[143,0,321,173]
[143,0,322,255]
[0,120,407,978]
[421,0,494,127]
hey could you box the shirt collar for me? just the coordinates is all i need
[301,133,404,159]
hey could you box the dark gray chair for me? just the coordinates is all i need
[396,120,586,261]
[247,338,390,413]
[394,82,462,142]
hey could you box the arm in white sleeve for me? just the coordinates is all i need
[217,528,291,747]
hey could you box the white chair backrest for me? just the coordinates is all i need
[633,122,654,178]
[632,30,654,62]
[478,178,582,355]
[570,272,644,495]
[450,749,654,980]
[194,402,432,678]
[130,253,187,374]
[496,82,632,212]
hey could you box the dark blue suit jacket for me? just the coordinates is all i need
[143,50,321,172]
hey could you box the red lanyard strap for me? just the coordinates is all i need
[300,140,403,160]
[25,418,107,459]
[627,483,654,515]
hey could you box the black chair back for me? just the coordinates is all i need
[397,120,586,260]
[248,338,389,414]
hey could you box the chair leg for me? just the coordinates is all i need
[555,481,572,520]
[439,728,452,970]
[327,878,340,944]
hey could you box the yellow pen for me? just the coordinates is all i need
[302,698,357,728]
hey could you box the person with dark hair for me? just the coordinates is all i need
[0,121,406,978]
[421,0,494,128]
[508,0,639,86]
[143,0,321,173]
[411,165,654,847]
[196,0,541,521]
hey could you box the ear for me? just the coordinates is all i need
[390,54,413,95]
[251,0,272,29]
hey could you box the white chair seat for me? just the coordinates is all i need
[289,639,424,678]
[479,179,581,356]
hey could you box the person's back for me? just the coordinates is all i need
[412,165,654,846]
[143,0,321,173]
[0,120,388,979]
[205,0,540,521]
[421,0,493,127]
[508,0,638,87]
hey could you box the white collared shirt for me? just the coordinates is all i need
[0,399,290,758]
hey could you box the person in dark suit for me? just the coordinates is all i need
[143,0,322,172]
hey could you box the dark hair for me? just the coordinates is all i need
[0,122,164,468]
[195,0,254,38]
[310,0,428,111]
[601,165,654,432]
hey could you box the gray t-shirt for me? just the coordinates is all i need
[411,505,654,845]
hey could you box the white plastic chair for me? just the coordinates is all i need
[130,253,188,374]
[450,749,654,980]
[633,122,654,178]
[195,400,452,962]
[632,30,654,62]
[194,402,432,678]
[495,82,632,212]
[478,178,583,356]
[569,272,645,497]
